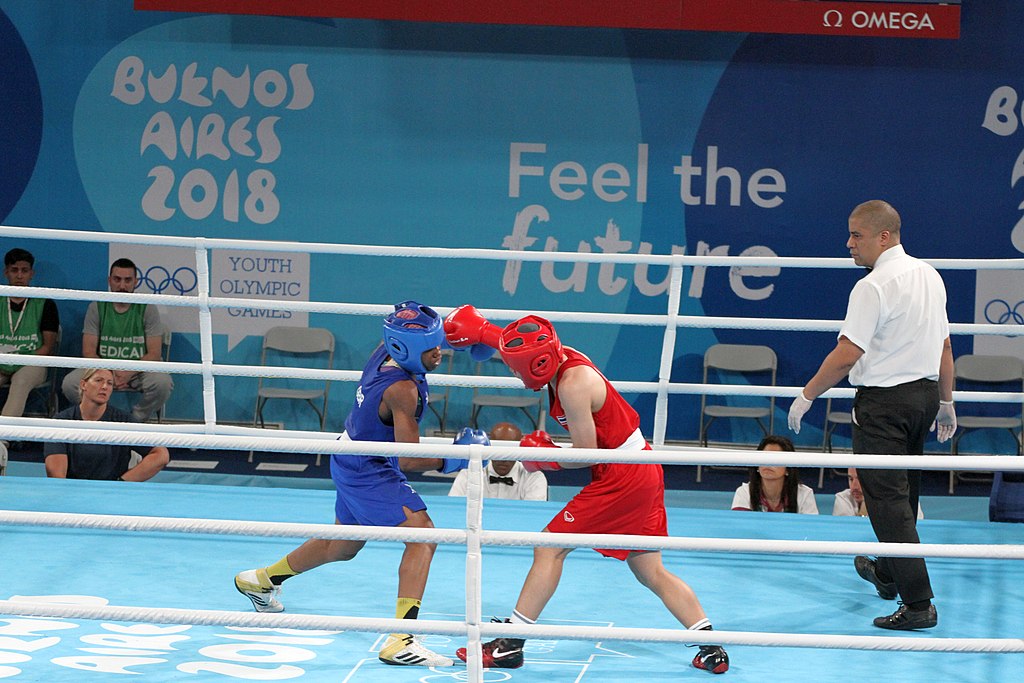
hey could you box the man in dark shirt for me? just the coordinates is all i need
[44,368,169,481]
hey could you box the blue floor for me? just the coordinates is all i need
[1,475,1023,681]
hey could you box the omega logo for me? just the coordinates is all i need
[823,10,843,27]
[823,10,935,31]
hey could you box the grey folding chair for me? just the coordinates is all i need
[698,343,777,483]
[470,356,544,431]
[949,354,1024,494]
[252,326,334,465]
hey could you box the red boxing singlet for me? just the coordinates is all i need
[548,348,639,449]
[545,347,667,560]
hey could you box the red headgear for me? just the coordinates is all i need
[499,315,563,391]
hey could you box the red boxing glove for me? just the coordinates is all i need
[520,430,561,472]
[444,304,502,349]
[519,430,558,449]
[522,460,562,473]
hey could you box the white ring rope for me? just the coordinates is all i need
[0,510,466,544]
[0,351,1018,405]
[4,223,1024,271]
[3,284,1020,338]
[0,509,1022,560]
[0,421,1020,472]
[0,601,1019,654]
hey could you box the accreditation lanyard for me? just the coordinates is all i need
[758,492,787,513]
[6,299,27,337]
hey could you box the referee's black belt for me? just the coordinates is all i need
[856,377,937,394]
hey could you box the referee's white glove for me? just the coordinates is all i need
[787,392,813,434]
[931,400,957,443]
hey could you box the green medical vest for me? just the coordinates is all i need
[97,302,148,360]
[0,298,44,373]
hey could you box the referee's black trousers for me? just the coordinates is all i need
[852,378,939,605]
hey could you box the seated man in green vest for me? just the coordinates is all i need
[0,248,60,420]
[61,258,173,422]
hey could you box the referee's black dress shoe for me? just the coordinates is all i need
[873,603,938,630]
[854,555,898,600]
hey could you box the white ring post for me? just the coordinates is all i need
[653,259,685,447]
[465,444,485,683]
[194,242,218,428]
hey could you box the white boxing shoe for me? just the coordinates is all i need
[233,568,284,613]
[378,634,454,667]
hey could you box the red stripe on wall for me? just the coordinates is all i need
[134,1,960,39]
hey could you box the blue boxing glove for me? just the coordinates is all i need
[469,343,496,361]
[454,427,491,447]
[442,427,491,473]
[441,457,470,474]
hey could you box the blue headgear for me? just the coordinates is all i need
[382,300,444,375]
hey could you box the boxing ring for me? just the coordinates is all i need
[1,225,1023,682]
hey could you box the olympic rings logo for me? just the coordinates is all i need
[984,299,1024,325]
[135,266,198,295]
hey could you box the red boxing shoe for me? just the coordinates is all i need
[692,644,729,674]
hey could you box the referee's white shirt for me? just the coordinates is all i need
[448,461,549,501]
[839,244,949,388]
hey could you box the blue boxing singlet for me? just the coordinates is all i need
[343,344,428,446]
[330,344,430,526]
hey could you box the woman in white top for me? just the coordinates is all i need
[731,435,819,514]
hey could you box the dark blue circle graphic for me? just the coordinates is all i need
[685,13,1023,360]
[0,8,43,222]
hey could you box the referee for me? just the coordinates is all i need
[788,199,956,630]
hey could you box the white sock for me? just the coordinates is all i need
[688,617,712,632]
[510,609,535,625]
